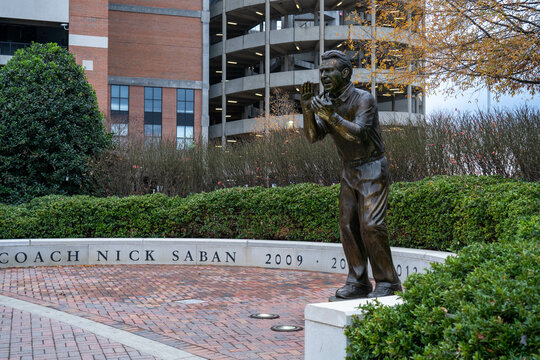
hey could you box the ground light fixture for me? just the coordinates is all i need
[250,313,280,319]
[271,325,303,332]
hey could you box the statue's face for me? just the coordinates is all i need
[320,59,347,94]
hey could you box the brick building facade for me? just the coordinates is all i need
[0,0,210,145]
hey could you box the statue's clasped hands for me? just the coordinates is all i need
[311,94,334,122]
[299,82,335,123]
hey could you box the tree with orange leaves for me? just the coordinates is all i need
[347,0,539,97]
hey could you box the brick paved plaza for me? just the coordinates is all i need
[0,265,346,359]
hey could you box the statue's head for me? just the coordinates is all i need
[320,50,352,94]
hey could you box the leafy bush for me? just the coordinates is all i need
[345,238,539,359]
[387,176,539,251]
[0,184,340,241]
[0,177,537,252]
[0,42,111,204]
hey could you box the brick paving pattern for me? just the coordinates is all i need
[0,265,345,359]
[0,305,157,360]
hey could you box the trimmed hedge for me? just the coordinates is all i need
[0,176,538,252]
[388,176,539,251]
[0,184,339,242]
[344,238,539,359]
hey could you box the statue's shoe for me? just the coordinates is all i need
[335,283,372,299]
[367,282,403,298]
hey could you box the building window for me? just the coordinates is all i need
[111,85,129,137]
[144,87,162,142]
[177,89,194,148]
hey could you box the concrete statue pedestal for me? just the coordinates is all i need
[305,295,403,360]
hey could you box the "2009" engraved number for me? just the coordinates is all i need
[265,254,303,266]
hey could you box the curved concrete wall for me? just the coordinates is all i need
[209,68,420,99]
[0,239,452,283]
[210,25,399,59]
[208,111,424,137]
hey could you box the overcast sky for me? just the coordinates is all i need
[426,86,539,115]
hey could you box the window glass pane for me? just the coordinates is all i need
[154,125,162,137]
[154,88,161,100]
[153,100,161,112]
[144,124,153,136]
[111,98,120,111]
[117,123,128,136]
[186,89,194,101]
[186,102,194,113]
[120,98,129,111]
[111,123,120,135]
[177,89,185,101]
[145,100,153,112]
[144,87,152,99]
[185,126,194,138]
[184,114,195,126]
[111,85,119,97]
[177,126,185,138]
[178,102,186,113]
[120,85,128,98]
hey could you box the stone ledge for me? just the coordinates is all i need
[0,239,452,281]
[305,296,403,360]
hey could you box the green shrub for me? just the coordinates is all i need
[345,238,539,359]
[0,177,537,252]
[387,176,539,251]
[0,184,340,242]
[0,43,111,204]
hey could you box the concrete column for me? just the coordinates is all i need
[407,84,412,120]
[406,7,412,122]
[370,0,376,100]
[265,0,270,124]
[221,0,227,148]
[201,0,210,145]
[319,0,325,93]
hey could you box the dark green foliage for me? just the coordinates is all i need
[0,43,111,204]
[345,238,539,359]
[0,184,340,241]
[387,176,539,251]
[0,177,537,251]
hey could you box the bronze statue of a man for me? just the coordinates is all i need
[301,50,402,299]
